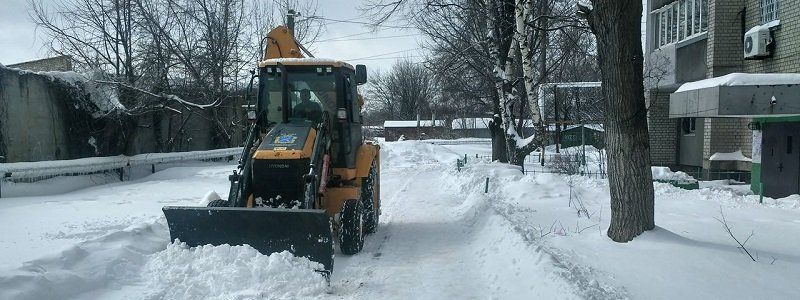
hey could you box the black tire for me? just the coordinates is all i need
[207,199,230,207]
[339,199,365,255]
[361,162,379,234]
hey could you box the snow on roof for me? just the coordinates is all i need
[384,120,446,128]
[675,73,800,93]
[709,150,752,162]
[451,118,537,129]
[258,58,354,69]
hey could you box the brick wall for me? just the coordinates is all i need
[702,117,753,170]
[743,0,800,73]
[647,89,678,166]
[707,0,746,77]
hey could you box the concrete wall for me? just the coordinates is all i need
[0,66,246,163]
[0,68,92,162]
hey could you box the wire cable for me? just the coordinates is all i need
[315,34,421,43]
[308,16,417,29]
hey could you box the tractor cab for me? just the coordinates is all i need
[257,59,367,126]
[256,59,367,170]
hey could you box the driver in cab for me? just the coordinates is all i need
[292,88,323,123]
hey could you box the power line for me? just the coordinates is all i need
[351,55,426,61]
[309,16,416,29]
[315,34,421,43]
[316,31,380,42]
[346,49,420,60]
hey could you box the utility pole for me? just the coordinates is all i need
[287,9,296,36]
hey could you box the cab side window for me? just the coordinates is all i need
[344,75,360,124]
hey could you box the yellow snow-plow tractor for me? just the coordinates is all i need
[162,25,380,276]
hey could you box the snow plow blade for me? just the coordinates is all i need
[162,206,334,274]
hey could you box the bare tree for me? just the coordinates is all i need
[365,0,596,165]
[578,0,655,242]
[365,58,437,120]
[29,0,323,153]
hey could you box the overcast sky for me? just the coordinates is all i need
[0,0,425,72]
[0,0,646,72]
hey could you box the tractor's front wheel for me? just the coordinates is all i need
[339,199,365,255]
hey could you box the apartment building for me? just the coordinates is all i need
[645,0,800,197]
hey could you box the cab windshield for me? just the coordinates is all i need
[259,67,337,124]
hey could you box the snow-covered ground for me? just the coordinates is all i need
[1,140,799,299]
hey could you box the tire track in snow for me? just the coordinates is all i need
[474,168,628,299]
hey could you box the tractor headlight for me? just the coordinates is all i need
[337,108,347,120]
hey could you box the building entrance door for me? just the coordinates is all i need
[761,123,800,198]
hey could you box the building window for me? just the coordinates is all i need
[761,0,780,23]
[682,118,696,135]
[654,0,708,48]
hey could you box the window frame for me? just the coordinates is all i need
[682,118,697,135]
[653,0,708,49]
[760,0,780,24]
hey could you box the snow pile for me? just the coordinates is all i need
[198,190,223,206]
[675,72,800,93]
[140,244,327,300]
[651,166,697,182]
[438,142,800,299]
[0,219,169,300]
[709,150,752,162]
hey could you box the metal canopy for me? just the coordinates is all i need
[669,81,800,119]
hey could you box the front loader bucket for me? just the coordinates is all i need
[162,206,334,274]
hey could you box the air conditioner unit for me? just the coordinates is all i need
[744,26,772,59]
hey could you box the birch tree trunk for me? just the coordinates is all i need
[580,0,655,242]
[488,0,541,167]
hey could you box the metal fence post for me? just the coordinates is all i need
[484,177,489,193]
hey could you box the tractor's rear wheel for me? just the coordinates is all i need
[339,199,365,255]
[361,162,379,234]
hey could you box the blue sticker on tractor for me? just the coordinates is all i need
[275,134,298,144]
